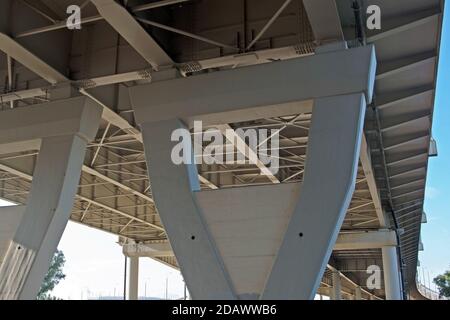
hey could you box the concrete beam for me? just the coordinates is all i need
[335,230,397,251]
[121,230,398,258]
[129,45,376,127]
[123,242,173,258]
[0,96,101,149]
[263,93,367,300]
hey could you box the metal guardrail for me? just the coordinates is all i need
[417,282,448,300]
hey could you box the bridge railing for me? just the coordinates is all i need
[417,282,447,300]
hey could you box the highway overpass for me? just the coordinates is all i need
[0,0,445,300]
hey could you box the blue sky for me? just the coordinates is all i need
[418,1,450,289]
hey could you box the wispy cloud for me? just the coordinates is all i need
[425,186,441,200]
[427,215,440,223]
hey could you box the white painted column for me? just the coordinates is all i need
[128,256,139,300]
[0,97,101,300]
[263,93,367,300]
[382,246,402,300]
[331,271,342,300]
[0,135,92,299]
[140,120,236,300]
[355,286,362,300]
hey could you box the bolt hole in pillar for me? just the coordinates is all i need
[299,233,304,238]
[191,235,196,240]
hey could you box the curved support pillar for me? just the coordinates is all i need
[141,120,236,300]
[263,93,366,299]
[0,98,102,300]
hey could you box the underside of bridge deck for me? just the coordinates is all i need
[0,0,445,300]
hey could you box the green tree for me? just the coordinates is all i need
[433,269,450,298]
[37,250,66,300]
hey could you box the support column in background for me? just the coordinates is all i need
[0,97,102,300]
[128,256,139,300]
[382,246,402,300]
[355,286,362,300]
[1,135,94,299]
[331,271,342,300]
